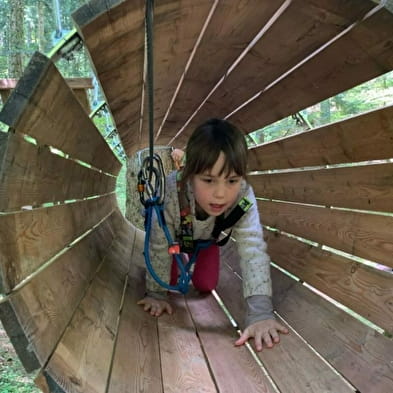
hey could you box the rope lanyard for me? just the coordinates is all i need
[139,0,195,294]
[145,0,155,179]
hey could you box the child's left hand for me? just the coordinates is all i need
[235,319,289,351]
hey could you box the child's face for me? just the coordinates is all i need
[191,152,242,216]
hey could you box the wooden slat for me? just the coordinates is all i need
[73,0,145,156]
[43,256,128,393]
[0,132,116,211]
[258,199,393,268]
[272,267,393,393]
[186,293,276,393]
[139,0,213,149]
[158,294,217,393]
[220,241,393,393]
[248,105,393,171]
[230,6,393,134]
[107,268,163,393]
[249,162,393,213]
[9,215,117,366]
[217,263,354,393]
[265,230,393,333]
[72,89,91,113]
[0,53,120,175]
[156,0,286,146]
[0,194,116,292]
[170,0,376,148]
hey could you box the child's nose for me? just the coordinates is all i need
[213,183,225,198]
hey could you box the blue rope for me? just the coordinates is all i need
[143,198,212,294]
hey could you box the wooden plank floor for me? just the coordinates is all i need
[107,284,277,393]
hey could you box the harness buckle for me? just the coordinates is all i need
[168,242,180,255]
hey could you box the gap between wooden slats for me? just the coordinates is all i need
[37,232,132,393]
[0,194,116,293]
[156,294,217,393]
[219,240,393,393]
[257,199,393,269]
[229,5,393,135]
[0,52,121,175]
[248,105,393,171]
[157,0,286,146]
[217,245,355,393]
[271,266,393,393]
[73,0,145,156]
[185,292,278,393]
[249,161,393,213]
[169,0,375,148]
[265,230,393,334]
[0,132,116,212]
[106,265,163,393]
[138,0,213,149]
[9,215,118,367]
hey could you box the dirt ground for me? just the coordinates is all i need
[0,321,40,393]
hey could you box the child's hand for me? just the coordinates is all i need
[171,148,184,162]
[235,319,289,351]
[137,296,173,317]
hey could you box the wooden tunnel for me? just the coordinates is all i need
[1,1,393,392]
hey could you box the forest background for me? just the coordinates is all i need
[0,0,393,392]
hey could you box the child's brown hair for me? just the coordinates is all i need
[181,118,248,184]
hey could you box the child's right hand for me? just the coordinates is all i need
[137,296,173,317]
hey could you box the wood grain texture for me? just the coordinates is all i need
[170,0,375,147]
[156,0,286,146]
[158,294,217,393]
[216,264,354,393]
[249,162,393,213]
[0,194,116,292]
[265,230,393,333]
[0,53,120,175]
[107,270,163,393]
[44,257,128,393]
[139,0,213,149]
[186,293,276,393]
[74,0,145,156]
[10,215,117,366]
[272,267,393,393]
[220,240,393,393]
[248,105,393,171]
[0,132,116,211]
[258,199,393,268]
[230,6,393,134]
[72,89,91,113]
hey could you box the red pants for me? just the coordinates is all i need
[170,244,220,292]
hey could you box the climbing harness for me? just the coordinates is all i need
[176,172,253,255]
[139,0,253,294]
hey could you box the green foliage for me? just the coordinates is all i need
[0,324,40,393]
[249,71,393,146]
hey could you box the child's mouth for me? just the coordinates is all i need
[210,203,225,212]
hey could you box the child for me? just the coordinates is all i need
[138,118,288,351]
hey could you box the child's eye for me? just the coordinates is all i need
[201,177,212,183]
[228,178,240,184]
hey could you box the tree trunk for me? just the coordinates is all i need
[37,1,45,52]
[320,98,331,124]
[8,0,25,78]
